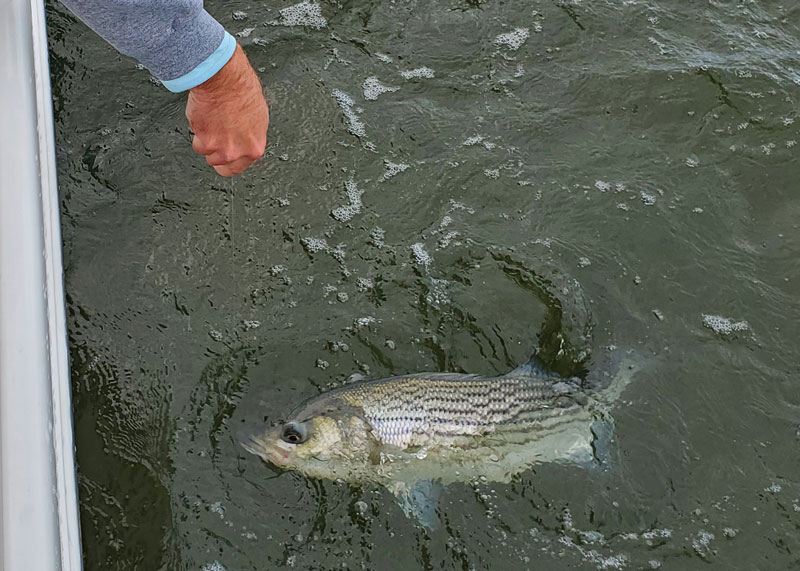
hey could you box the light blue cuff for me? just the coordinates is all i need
[162,32,237,93]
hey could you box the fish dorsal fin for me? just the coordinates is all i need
[389,480,442,531]
[505,353,558,379]
[414,372,484,382]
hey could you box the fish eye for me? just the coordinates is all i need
[281,421,308,445]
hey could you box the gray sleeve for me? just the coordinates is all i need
[58,0,226,82]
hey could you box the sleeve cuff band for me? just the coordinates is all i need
[161,31,236,93]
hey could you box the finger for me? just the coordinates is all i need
[214,164,236,177]
[192,135,213,156]
[213,157,255,177]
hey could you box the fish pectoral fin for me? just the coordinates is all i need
[389,480,443,532]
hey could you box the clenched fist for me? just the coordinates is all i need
[186,43,269,176]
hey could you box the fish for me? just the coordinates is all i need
[239,351,641,529]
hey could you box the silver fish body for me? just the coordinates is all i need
[240,355,639,489]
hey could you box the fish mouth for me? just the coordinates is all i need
[237,429,293,467]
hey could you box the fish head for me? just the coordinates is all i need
[239,397,379,481]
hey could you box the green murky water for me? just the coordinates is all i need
[48,0,800,569]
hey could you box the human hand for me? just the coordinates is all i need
[186,43,269,176]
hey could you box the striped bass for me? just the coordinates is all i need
[240,351,640,528]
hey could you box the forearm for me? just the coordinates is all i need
[58,0,234,92]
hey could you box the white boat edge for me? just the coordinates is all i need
[0,1,83,569]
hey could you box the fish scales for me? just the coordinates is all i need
[335,375,583,449]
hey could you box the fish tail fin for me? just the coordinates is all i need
[389,480,442,531]
[505,350,559,379]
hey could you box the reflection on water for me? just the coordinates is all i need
[49,0,800,569]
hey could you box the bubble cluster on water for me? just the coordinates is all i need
[269,264,286,276]
[426,278,450,306]
[691,530,715,558]
[484,168,500,179]
[401,67,435,80]
[356,277,373,291]
[438,231,459,248]
[463,134,497,149]
[411,243,431,268]
[702,314,750,335]
[235,27,255,38]
[202,562,227,571]
[381,160,409,181]
[375,53,393,63]
[494,28,530,51]
[640,191,657,205]
[266,1,327,29]
[353,316,377,328]
[331,180,363,222]
[578,257,592,267]
[232,10,247,20]
[369,227,386,248]
[362,76,398,101]
[331,89,367,140]
[210,501,225,518]
[242,320,261,330]
[301,236,329,254]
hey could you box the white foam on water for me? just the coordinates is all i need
[411,243,431,267]
[691,531,714,558]
[266,1,327,29]
[210,501,225,518]
[363,76,399,100]
[301,236,329,253]
[269,264,286,276]
[381,160,409,180]
[427,278,450,306]
[370,227,386,248]
[484,168,500,179]
[494,28,530,50]
[702,314,750,335]
[356,278,373,292]
[375,53,393,63]
[463,134,497,149]
[686,156,699,167]
[202,563,227,571]
[332,89,367,139]
[243,320,261,330]
[232,10,247,20]
[354,316,377,327]
[331,179,363,222]
[578,257,592,267]
[595,180,611,192]
[438,230,459,248]
[401,67,435,79]
[640,191,657,205]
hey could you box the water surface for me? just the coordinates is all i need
[48,0,800,569]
